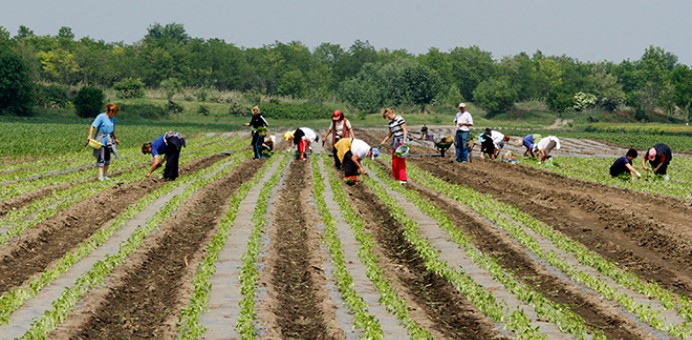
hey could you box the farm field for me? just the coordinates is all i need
[0,129,690,339]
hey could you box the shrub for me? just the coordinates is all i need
[119,103,167,119]
[0,48,33,116]
[73,86,105,118]
[198,104,210,116]
[259,101,334,120]
[167,100,183,114]
[228,100,244,116]
[35,83,70,109]
[113,78,145,98]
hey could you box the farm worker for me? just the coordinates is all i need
[261,135,275,157]
[334,138,380,185]
[420,124,429,140]
[534,135,561,164]
[87,103,120,181]
[379,107,409,184]
[479,128,510,160]
[610,148,641,180]
[243,106,269,160]
[292,127,319,161]
[453,102,473,163]
[322,110,355,169]
[519,133,541,158]
[142,131,186,180]
[642,143,672,181]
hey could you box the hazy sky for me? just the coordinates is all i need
[3,0,692,65]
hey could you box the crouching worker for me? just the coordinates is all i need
[334,138,380,185]
[610,148,641,180]
[142,131,186,180]
[519,133,541,158]
[261,135,275,158]
[642,143,672,181]
[534,135,560,164]
[293,127,319,160]
[479,128,510,160]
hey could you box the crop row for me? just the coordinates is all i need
[407,162,691,338]
[18,149,251,338]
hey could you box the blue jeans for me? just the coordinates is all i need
[455,130,470,162]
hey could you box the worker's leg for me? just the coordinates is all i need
[455,131,463,162]
[460,131,470,162]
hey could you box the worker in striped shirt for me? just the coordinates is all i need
[379,107,410,184]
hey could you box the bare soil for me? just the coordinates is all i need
[60,158,258,339]
[0,153,226,295]
[341,171,507,339]
[260,159,342,339]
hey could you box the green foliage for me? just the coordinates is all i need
[160,77,183,100]
[197,104,210,116]
[473,76,518,117]
[34,84,71,109]
[0,47,34,116]
[167,99,183,114]
[73,86,105,118]
[572,92,597,111]
[260,101,333,120]
[119,102,167,119]
[113,77,145,98]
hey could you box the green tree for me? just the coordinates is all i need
[0,47,34,115]
[113,77,145,98]
[670,64,692,121]
[449,45,496,101]
[73,86,105,118]
[473,76,518,117]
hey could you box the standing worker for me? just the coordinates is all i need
[454,103,473,163]
[322,110,355,169]
[610,148,641,180]
[87,103,120,181]
[142,131,186,180]
[243,106,269,160]
[379,108,409,184]
[334,138,380,185]
[292,127,319,161]
[534,135,561,164]
[420,124,429,140]
[642,143,672,181]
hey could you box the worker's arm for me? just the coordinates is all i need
[539,149,547,162]
[625,163,641,178]
[87,126,95,143]
[641,158,649,171]
[352,154,366,176]
[653,162,664,174]
[322,126,332,144]
[147,155,162,177]
[380,130,393,146]
[401,123,408,144]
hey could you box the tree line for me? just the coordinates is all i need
[1,22,691,121]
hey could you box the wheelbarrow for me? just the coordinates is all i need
[434,140,454,157]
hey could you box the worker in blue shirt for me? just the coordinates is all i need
[141,131,186,180]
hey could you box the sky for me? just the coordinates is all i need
[2,0,692,65]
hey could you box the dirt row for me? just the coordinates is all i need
[0,153,226,295]
[359,130,692,299]
[340,168,505,339]
[257,159,342,339]
[53,158,259,338]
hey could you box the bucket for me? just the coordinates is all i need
[394,144,410,158]
[88,139,102,149]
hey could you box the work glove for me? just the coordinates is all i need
[635,171,642,178]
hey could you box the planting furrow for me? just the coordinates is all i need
[363,162,584,339]
[0,152,248,337]
[236,155,290,338]
[178,152,281,339]
[410,157,692,299]
[407,164,692,338]
[0,151,232,295]
[50,157,259,339]
[314,155,407,338]
[256,158,342,339]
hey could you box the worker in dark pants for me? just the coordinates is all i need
[642,143,672,181]
[142,131,186,180]
[243,105,269,159]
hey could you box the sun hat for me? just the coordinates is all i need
[371,147,381,160]
[332,110,343,121]
[648,148,657,161]
[458,102,466,108]
[283,131,294,141]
